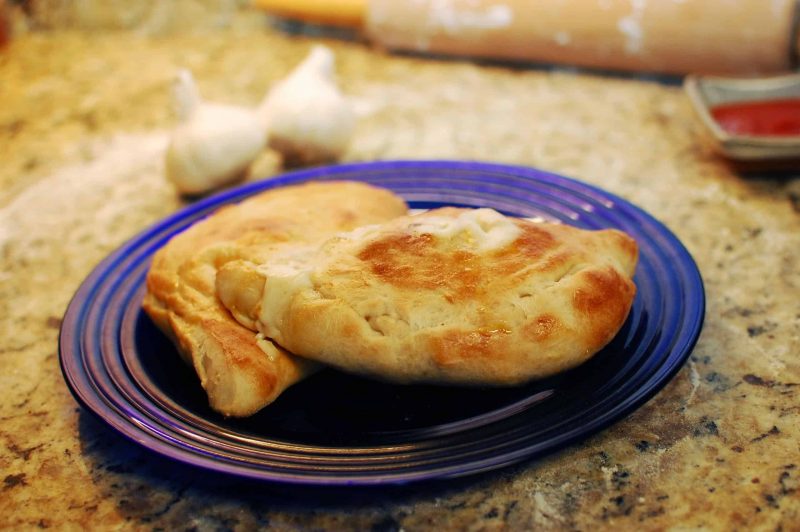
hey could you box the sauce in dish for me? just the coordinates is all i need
[710,98,800,137]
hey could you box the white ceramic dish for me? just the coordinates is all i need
[684,73,800,161]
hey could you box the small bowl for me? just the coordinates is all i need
[684,73,800,161]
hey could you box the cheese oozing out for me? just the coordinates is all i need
[404,208,521,251]
[255,245,315,340]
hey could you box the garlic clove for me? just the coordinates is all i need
[165,70,266,195]
[258,45,356,166]
[172,69,201,123]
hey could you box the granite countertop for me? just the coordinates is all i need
[1,17,799,531]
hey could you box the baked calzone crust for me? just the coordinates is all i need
[142,181,409,416]
[216,207,638,386]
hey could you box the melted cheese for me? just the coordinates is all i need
[255,246,316,339]
[406,208,521,251]
[254,332,279,361]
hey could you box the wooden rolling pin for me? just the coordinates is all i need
[255,0,800,76]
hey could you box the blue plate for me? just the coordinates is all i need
[59,161,704,485]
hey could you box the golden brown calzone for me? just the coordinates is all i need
[143,181,408,416]
[217,207,638,386]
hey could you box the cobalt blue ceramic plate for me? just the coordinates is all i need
[59,160,705,485]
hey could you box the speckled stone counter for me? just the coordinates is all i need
[1,18,799,531]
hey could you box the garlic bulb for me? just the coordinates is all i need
[257,45,356,166]
[165,70,266,195]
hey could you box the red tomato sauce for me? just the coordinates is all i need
[710,98,800,137]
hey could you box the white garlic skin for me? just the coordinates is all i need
[165,70,266,195]
[258,45,356,166]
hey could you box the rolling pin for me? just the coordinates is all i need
[255,0,800,76]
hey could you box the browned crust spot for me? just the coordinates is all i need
[201,318,279,394]
[429,328,509,367]
[357,233,481,300]
[572,266,636,351]
[524,313,562,342]
[357,221,567,301]
[487,223,560,277]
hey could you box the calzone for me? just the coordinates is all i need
[216,207,638,386]
[142,181,408,416]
